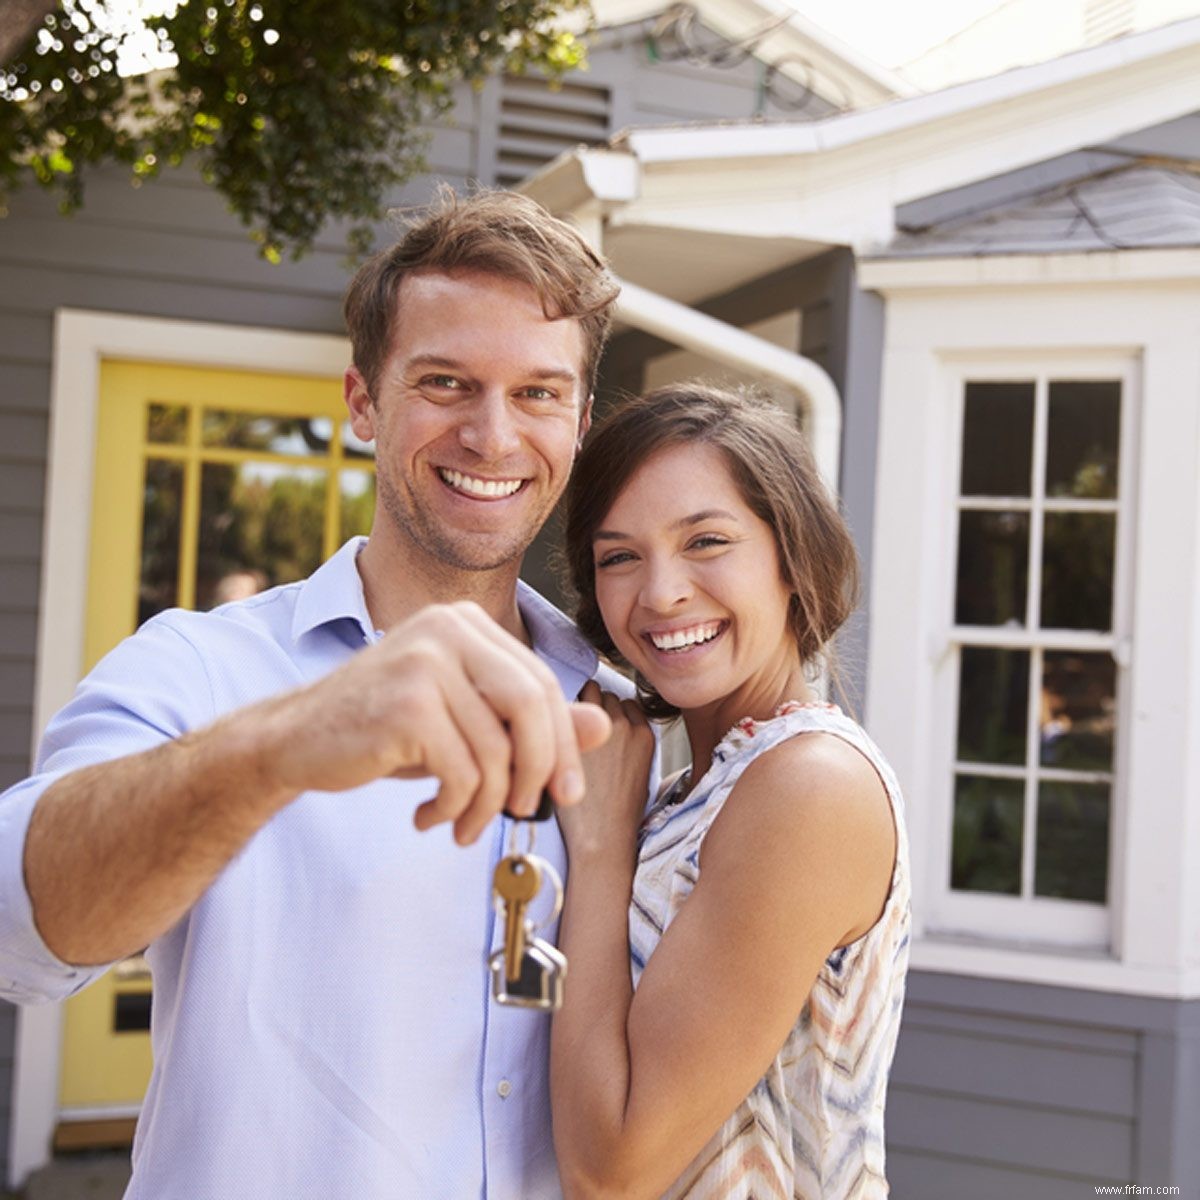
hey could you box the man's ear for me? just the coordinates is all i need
[344,367,376,442]
[576,395,594,453]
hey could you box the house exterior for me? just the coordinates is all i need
[0,1,908,1189]
[520,15,1200,1195]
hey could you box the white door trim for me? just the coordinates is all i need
[10,309,348,1189]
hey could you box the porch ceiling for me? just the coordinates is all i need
[604,224,827,305]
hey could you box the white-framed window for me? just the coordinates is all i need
[927,357,1137,948]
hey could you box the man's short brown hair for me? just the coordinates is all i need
[344,188,620,397]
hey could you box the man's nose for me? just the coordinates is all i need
[458,392,521,460]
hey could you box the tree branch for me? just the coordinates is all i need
[0,0,60,66]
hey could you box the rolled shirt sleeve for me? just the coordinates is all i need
[0,614,214,1003]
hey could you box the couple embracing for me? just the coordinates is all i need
[0,190,909,1199]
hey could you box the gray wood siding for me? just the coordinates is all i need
[887,971,1200,1196]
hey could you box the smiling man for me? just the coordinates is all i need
[0,191,629,1199]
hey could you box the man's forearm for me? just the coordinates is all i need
[24,702,297,966]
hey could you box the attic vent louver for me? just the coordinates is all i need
[494,74,611,187]
[1084,0,1134,45]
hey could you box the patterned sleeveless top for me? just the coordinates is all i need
[631,702,911,1199]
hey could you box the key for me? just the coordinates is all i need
[494,854,543,984]
[489,937,567,1010]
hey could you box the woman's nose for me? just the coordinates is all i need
[639,559,693,613]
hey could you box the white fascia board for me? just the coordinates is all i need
[518,149,639,218]
[859,249,1200,291]
[623,15,1200,166]
[610,39,1200,249]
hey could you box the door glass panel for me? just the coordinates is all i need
[951,775,1024,895]
[340,470,376,542]
[202,411,334,456]
[957,647,1029,766]
[146,403,187,445]
[955,510,1029,626]
[1040,651,1116,771]
[960,382,1035,497]
[1046,381,1120,499]
[1041,512,1115,630]
[198,462,327,610]
[1035,781,1110,902]
[139,459,183,625]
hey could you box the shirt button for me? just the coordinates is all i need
[497,1080,513,1099]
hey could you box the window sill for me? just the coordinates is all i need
[910,933,1200,999]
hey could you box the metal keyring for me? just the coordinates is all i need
[520,854,564,934]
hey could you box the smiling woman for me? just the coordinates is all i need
[555,383,910,1200]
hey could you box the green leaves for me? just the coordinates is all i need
[1,0,591,259]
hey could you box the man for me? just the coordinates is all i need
[0,190,629,1198]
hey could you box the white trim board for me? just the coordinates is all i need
[10,310,348,1191]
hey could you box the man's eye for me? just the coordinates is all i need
[424,375,463,390]
[521,387,557,402]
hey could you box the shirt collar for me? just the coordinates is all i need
[516,578,598,681]
[291,537,375,643]
[291,538,600,681]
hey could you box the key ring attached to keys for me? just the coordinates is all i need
[489,791,567,1011]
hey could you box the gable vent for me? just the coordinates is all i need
[1084,0,1134,45]
[494,75,612,187]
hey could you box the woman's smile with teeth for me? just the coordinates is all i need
[438,467,524,498]
[647,622,725,652]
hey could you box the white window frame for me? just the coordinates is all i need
[927,356,1139,948]
[861,250,1200,1001]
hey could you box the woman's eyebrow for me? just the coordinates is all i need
[593,509,740,541]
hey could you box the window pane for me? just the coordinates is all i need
[139,459,183,626]
[340,470,376,542]
[951,775,1024,895]
[146,403,187,445]
[955,510,1029,626]
[198,462,326,609]
[1035,781,1110,903]
[960,382,1035,497]
[1041,512,1115,630]
[957,647,1029,765]
[202,412,335,457]
[1040,651,1116,771]
[1046,381,1120,499]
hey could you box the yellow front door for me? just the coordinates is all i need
[58,359,373,1139]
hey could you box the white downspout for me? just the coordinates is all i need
[613,279,843,493]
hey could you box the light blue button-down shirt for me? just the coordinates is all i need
[0,538,634,1199]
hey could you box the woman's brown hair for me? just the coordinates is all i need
[565,383,860,718]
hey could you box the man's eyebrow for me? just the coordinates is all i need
[403,354,577,383]
[593,509,741,541]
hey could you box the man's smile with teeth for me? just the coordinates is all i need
[438,467,525,498]
[647,621,726,652]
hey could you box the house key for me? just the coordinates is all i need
[489,816,567,1010]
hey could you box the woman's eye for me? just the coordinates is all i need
[596,550,635,569]
[689,535,730,551]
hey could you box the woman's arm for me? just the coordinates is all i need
[551,727,896,1200]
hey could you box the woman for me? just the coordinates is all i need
[552,383,910,1199]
